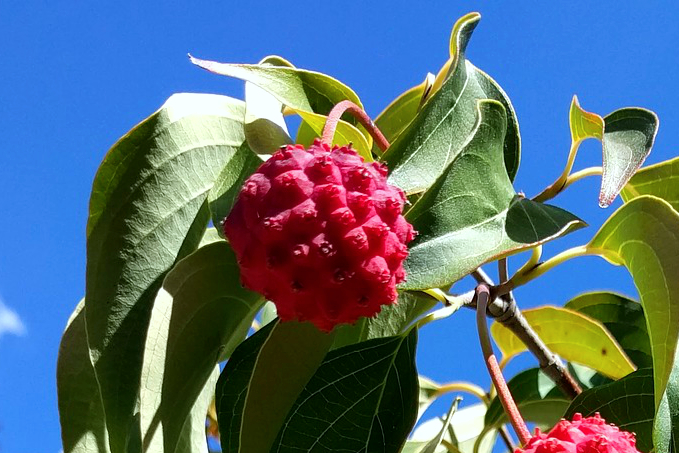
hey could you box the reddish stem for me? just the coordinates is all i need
[475,283,532,446]
[321,100,390,152]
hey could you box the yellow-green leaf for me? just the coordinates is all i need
[569,95,604,143]
[491,306,635,379]
[292,108,372,161]
[621,156,679,211]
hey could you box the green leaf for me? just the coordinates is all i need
[417,376,441,422]
[208,142,262,235]
[565,368,655,453]
[373,73,433,153]
[382,13,521,193]
[271,329,419,453]
[621,156,679,212]
[293,108,372,160]
[569,95,604,143]
[85,93,248,452]
[588,195,679,407]
[485,368,569,430]
[57,300,110,453]
[400,100,584,290]
[243,56,293,154]
[189,54,363,119]
[139,242,265,452]
[491,306,635,379]
[420,398,460,453]
[599,107,659,207]
[565,291,652,369]
[216,320,335,453]
[331,290,436,350]
[654,348,679,453]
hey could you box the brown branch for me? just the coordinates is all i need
[467,270,581,399]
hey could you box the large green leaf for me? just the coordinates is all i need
[491,306,635,380]
[654,348,679,453]
[331,290,436,350]
[271,329,419,453]
[588,195,679,408]
[57,300,110,453]
[382,13,521,193]
[85,93,249,452]
[401,100,584,290]
[621,156,679,211]
[189,54,363,118]
[216,320,335,453]
[139,242,265,452]
[485,368,569,431]
[565,291,652,369]
[565,368,655,453]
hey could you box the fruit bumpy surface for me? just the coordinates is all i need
[225,140,415,331]
[517,413,640,453]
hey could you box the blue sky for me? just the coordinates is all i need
[1,2,678,451]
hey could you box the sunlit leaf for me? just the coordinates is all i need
[654,348,679,453]
[588,195,679,407]
[565,291,651,369]
[292,108,372,160]
[621,156,679,211]
[420,398,460,453]
[491,306,635,379]
[85,93,249,452]
[569,95,604,143]
[57,301,110,453]
[401,101,583,290]
[139,242,265,452]
[384,13,521,192]
[565,368,655,453]
[216,320,335,453]
[271,330,419,453]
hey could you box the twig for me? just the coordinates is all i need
[468,269,581,399]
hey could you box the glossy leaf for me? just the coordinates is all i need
[565,368,655,453]
[373,73,433,152]
[243,56,293,154]
[621,156,679,211]
[85,93,250,452]
[331,291,436,350]
[599,107,658,207]
[139,242,265,452]
[565,291,652,368]
[208,142,262,235]
[189,54,363,117]
[57,301,110,453]
[216,320,335,453]
[485,368,569,430]
[401,101,584,290]
[491,306,635,379]
[271,329,419,453]
[588,195,679,407]
[383,13,521,193]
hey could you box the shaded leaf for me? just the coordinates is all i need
[654,347,679,453]
[208,142,262,235]
[271,329,419,453]
[57,301,110,453]
[485,368,568,430]
[383,13,521,193]
[588,195,679,407]
[401,100,584,290]
[293,108,372,160]
[331,291,436,350]
[565,368,655,453]
[85,93,250,452]
[491,306,635,379]
[373,73,434,153]
[139,242,265,452]
[417,376,441,422]
[599,107,658,207]
[565,291,652,369]
[216,320,335,453]
[621,156,679,211]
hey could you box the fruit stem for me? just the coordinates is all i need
[475,283,531,446]
[322,100,390,151]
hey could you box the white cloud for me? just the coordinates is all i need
[0,298,26,338]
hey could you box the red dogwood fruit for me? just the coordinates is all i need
[517,413,640,453]
[225,139,415,331]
